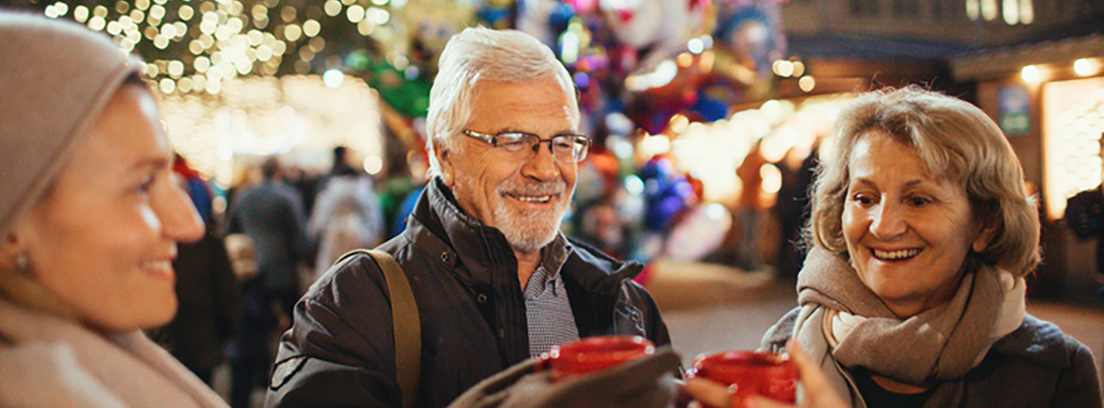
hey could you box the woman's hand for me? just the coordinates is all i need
[681,341,850,408]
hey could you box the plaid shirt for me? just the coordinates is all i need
[524,233,580,357]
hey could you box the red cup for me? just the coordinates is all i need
[688,351,797,408]
[542,335,656,381]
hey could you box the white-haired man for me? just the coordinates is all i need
[265,27,676,408]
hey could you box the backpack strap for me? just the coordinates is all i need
[338,249,420,408]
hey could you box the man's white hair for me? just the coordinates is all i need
[424,26,578,177]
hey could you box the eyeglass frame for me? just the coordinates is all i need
[461,129,592,163]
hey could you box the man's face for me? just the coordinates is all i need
[437,76,579,254]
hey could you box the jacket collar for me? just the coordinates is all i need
[562,238,644,295]
[990,314,1078,369]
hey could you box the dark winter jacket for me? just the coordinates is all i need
[763,310,1103,408]
[265,177,671,408]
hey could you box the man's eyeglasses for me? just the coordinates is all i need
[462,129,591,163]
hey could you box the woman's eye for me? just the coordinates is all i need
[909,197,931,206]
[136,176,156,195]
[851,193,874,206]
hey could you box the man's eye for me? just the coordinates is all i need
[498,134,528,148]
[552,138,573,150]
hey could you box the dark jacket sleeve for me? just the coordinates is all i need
[626,280,671,348]
[264,254,402,408]
[1050,342,1103,408]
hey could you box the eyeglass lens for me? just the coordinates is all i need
[500,133,588,162]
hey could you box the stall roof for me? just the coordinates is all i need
[788,33,969,61]
[950,33,1104,82]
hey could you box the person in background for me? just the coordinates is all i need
[0,13,226,406]
[307,166,384,283]
[687,86,1103,408]
[174,153,217,225]
[266,27,676,408]
[224,156,308,318]
[771,144,817,279]
[223,156,307,408]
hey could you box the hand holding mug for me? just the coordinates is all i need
[682,341,850,408]
[448,336,681,408]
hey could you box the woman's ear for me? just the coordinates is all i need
[972,223,997,253]
[0,229,26,271]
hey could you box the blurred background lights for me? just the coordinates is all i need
[74,5,89,21]
[88,16,106,31]
[669,114,690,134]
[799,76,815,92]
[178,5,193,20]
[759,163,782,194]
[625,175,645,196]
[323,69,344,88]
[303,20,321,37]
[347,5,364,23]
[1074,58,1099,77]
[363,155,383,175]
[159,77,175,94]
[772,60,794,77]
[1021,64,1040,83]
[687,37,704,54]
[791,61,805,77]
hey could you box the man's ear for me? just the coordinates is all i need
[435,139,456,186]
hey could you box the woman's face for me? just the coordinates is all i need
[842,131,988,318]
[16,85,204,333]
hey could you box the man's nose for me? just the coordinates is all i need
[521,142,561,180]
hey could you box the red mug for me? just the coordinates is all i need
[688,351,797,408]
[542,335,656,381]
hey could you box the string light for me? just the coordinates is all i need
[36,0,400,179]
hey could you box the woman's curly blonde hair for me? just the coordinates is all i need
[807,86,1041,276]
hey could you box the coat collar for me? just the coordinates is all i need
[990,314,1079,369]
[0,298,227,407]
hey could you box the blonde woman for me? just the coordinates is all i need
[688,87,1102,408]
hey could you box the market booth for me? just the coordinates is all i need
[953,33,1104,304]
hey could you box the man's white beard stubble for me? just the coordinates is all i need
[494,178,570,253]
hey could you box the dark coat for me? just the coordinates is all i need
[763,309,1103,408]
[225,180,309,293]
[155,231,239,373]
[264,178,671,408]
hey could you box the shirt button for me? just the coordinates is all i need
[630,314,640,322]
[440,252,451,263]
[477,294,488,304]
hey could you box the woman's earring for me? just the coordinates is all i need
[13,251,30,275]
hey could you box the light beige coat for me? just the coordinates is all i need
[0,298,229,407]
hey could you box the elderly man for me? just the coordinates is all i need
[265,27,674,408]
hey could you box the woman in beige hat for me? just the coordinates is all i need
[0,13,230,407]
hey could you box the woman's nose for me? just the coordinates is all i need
[157,175,205,243]
[870,201,907,239]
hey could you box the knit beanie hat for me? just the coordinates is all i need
[0,12,144,238]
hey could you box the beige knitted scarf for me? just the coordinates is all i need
[793,247,1024,406]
